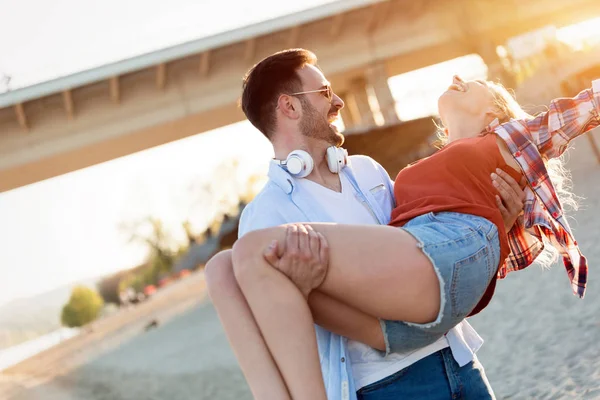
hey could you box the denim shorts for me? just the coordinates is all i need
[381,212,500,355]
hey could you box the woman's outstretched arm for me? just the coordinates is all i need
[521,79,600,159]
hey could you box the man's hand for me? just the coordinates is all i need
[263,224,330,299]
[492,168,527,232]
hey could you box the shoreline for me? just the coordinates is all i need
[0,270,207,399]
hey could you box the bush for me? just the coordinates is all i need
[61,286,105,328]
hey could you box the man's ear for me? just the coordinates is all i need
[277,95,300,120]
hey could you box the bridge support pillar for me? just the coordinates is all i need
[338,91,357,130]
[366,62,399,125]
[477,41,515,88]
[346,77,375,129]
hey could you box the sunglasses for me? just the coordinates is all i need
[288,86,333,102]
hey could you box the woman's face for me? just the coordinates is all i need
[438,75,496,128]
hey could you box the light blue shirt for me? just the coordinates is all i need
[238,155,483,400]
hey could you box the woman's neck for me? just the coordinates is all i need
[445,114,492,142]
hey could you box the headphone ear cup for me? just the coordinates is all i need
[287,150,314,178]
[326,146,348,174]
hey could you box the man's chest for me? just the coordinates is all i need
[295,177,379,225]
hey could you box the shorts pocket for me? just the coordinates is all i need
[450,243,492,319]
[357,364,413,395]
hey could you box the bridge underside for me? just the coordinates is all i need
[1,0,599,192]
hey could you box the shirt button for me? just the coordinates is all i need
[341,357,345,363]
[552,211,559,218]
[515,151,522,157]
[574,241,578,246]
[531,180,539,188]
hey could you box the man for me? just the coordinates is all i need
[206,48,525,399]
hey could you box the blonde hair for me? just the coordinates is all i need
[437,80,578,267]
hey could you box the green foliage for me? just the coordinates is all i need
[112,162,260,297]
[60,286,104,328]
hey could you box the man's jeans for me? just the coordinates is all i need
[357,348,495,399]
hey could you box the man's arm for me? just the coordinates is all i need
[240,197,330,298]
[263,224,330,299]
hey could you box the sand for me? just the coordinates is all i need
[1,136,599,400]
[468,139,600,399]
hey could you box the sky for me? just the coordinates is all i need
[0,0,599,306]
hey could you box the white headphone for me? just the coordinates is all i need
[274,146,348,178]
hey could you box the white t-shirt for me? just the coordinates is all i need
[296,173,450,390]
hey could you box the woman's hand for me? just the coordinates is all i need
[492,168,527,232]
[263,223,330,299]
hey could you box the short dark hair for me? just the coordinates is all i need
[241,48,318,139]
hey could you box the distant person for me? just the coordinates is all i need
[206,49,528,399]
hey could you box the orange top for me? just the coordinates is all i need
[389,133,523,315]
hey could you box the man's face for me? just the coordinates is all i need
[296,65,345,147]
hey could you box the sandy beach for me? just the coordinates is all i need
[1,137,599,400]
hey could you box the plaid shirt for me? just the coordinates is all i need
[489,79,600,298]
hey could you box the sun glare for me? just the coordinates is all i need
[557,17,600,49]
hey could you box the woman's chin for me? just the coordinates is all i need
[437,94,459,118]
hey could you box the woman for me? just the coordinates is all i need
[210,76,599,399]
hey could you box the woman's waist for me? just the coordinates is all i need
[405,210,498,236]
[390,196,500,227]
[391,205,509,251]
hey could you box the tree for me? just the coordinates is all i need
[61,286,105,328]
[97,273,123,305]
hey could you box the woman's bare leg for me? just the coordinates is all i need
[308,291,385,351]
[231,223,440,399]
[234,223,440,324]
[205,251,290,400]
[207,251,388,400]
[231,246,328,400]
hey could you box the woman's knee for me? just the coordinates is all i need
[205,250,237,297]
[231,229,275,284]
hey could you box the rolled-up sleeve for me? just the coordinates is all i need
[519,79,600,158]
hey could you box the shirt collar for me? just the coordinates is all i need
[268,161,295,194]
[483,118,501,134]
[267,159,350,195]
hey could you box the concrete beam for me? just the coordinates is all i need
[288,26,301,48]
[0,102,244,193]
[62,90,75,120]
[244,38,257,63]
[156,63,167,90]
[109,76,120,104]
[330,14,344,37]
[366,1,391,33]
[199,52,211,77]
[1,0,600,191]
[14,103,28,131]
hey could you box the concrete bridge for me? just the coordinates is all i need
[1,0,599,192]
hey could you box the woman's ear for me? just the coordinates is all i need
[486,105,503,121]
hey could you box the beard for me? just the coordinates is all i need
[298,99,344,147]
